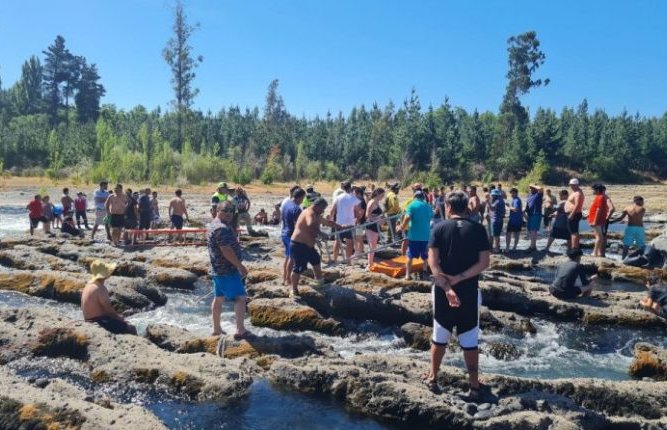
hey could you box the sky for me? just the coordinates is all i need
[1,0,666,118]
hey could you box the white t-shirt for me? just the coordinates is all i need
[334,193,360,226]
[332,188,344,202]
[93,189,109,211]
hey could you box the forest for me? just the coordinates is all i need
[1,4,666,188]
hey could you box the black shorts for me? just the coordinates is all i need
[507,222,522,233]
[551,226,570,240]
[543,209,554,227]
[139,212,152,230]
[124,217,137,229]
[75,210,87,220]
[110,214,125,228]
[337,227,353,241]
[568,212,582,234]
[290,241,321,274]
[29,217,42,228]
[432,284,481,350]
[86,316,134,335]
[171,214,184,230]
[550,286,582,300]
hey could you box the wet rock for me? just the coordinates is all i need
[30,327,90,360]
[629,343,667,381]
[248,298,343,335]
[486,342,521,361]
[0,308,253,403]
[79,256,198,289]
[481,271,667,329]
[473,409,493,420]
[145,323,322,359]
[0,368,165,429]
[400,322,432,350]
[149,257,209,276]
[267,354,667,429]
[0,270,166,314]
[0,246,84,272]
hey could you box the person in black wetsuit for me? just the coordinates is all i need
[549,248,597,299]
[425,190,490,399]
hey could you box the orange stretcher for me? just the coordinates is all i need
[370,255,425,278]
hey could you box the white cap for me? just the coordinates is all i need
[569,178,580,186]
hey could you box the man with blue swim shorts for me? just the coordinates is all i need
[525,184,543,252]
[402,190,433,280]
[208,200,252,340]
[610,196,646,259]
[281,188,305,286]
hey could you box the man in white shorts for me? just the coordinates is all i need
[425,190,490,399]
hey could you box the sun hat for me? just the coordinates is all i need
[411,182,423,191]
[90,260,117,281]
[569,178,580,186]
[217,182,229,189]
[529,183,540,189]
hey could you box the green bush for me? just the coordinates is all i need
[323,161,343,181]
[377,165,394,181]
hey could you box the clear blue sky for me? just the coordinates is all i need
[1,0,666,118]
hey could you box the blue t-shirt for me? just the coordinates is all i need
[406,199,433,242]
[281,200,302,238]
[490,198,505,223]
[526,192,543,217]
[508,197,523,226]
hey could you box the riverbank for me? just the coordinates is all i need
[1,208,666,428]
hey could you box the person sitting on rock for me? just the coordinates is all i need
[208,200,252,340]
[640,273,666,319]
[254,208,269,225]
[270,204,281,225]
[62,216,84,237]
[82,260,137,335]
[549,248,597,300]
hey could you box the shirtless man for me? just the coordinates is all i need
[105,184,128,247]
[81,260,137,335]
[169,189,190,238]
[290,198,340,296]
[564,178,585,249]
[611,196,646,259]
[61,188,74,218]
[468,186,481,223]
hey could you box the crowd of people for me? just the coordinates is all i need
[70,177,665,401]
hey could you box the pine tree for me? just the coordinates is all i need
[74,60,105,123]
[163,0,203,150]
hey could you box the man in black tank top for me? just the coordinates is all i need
[424,190,490,398]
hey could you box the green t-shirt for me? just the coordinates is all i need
[211,192,228,205]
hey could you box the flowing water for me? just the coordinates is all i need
[1,209,666,429]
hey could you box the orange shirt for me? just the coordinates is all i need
[587,195,608,226]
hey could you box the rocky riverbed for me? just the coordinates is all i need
[1,223,666,430]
